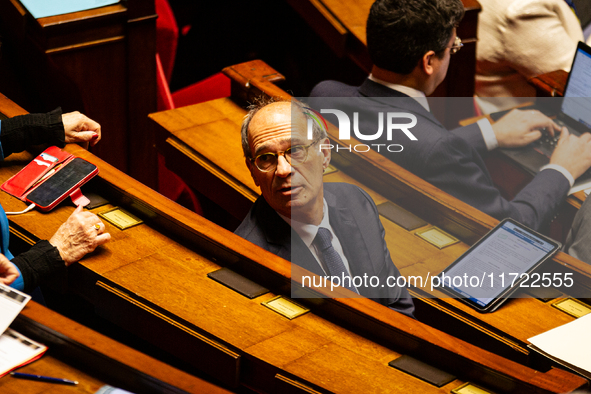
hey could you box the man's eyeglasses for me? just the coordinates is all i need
[251,139,320,172]
[448,36,463,55]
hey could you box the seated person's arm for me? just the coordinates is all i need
[452,109,560,153]
[0,254,18,286]
[0,205,110,292]
[8,241,63,292]
[491,109,561,148]
[504,1,583,79]
[0,108,101,159]
[49,205,110,264]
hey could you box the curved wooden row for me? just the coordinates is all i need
[1,301,229,394]
[150,60,591,366]
[0,92,586,392]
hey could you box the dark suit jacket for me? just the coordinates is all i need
[235,183,415,318]
[309,78,570,231]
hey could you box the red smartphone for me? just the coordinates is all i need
[25,158,98,211]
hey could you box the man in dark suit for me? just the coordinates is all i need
[310,0,591,232]
[235,100,414,317]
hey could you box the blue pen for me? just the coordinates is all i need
[10,372,78,385]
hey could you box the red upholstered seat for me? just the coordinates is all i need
[156,55,202,214]
[171,73,230,109]
[155,0,230,107]
[155,0,231,214]
[155,0,178,83]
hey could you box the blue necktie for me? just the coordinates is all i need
[313,227,358,294]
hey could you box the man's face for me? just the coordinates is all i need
[246,102,330,222]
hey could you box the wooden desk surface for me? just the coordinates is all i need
[150,94,578,359]
[0,155,470,392]
[529,70,568,98]
[0,93,585,392]
[1,150,471,393]
[1,302,229,394]
[0,95,471,394]
[150,61,591,368]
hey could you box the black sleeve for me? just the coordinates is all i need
[0,108,65,158]
[11,240,65,293]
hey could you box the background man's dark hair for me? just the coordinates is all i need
[366,0,464,74]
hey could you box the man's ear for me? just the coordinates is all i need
[319,138,331,170]
[421,51,436,76]
[245,158,260,187]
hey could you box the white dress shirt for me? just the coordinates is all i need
[278,199,352,275]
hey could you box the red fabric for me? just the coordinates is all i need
[171,73,231,108]
[156,54,201,213]
[155,0,178,83]
[154,0,230,215]
[156,54,175,111]
[181,24,192,36]
[2,146,71,199]
[155,0,230,109]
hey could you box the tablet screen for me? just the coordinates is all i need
[440,219,560,311]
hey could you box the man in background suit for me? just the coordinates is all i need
[234,100,414,317]
[475,0,590,113]
[310,0,591,232]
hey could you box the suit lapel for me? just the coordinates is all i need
[258,199,325,276]
[325,189,377,283]
[257,199,291,259]
[258,186,380,282]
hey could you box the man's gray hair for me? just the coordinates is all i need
[240,97,328,158]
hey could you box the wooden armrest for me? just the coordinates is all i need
[529,70,568,97]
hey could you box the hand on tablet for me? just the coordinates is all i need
[62,111,101,147]
[0,254,19,286]
[49,205,111,265]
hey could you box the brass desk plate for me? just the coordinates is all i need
[99,207,143,230]
[451,382,496,394]
[552,298,591,318]
[261,295,310,320]
[415,226,460,249]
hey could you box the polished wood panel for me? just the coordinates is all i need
[529,70,568,98]
[0,93,585,393]
[0,0,158,188]
[151,60,591,368]
[1,301,230,394]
